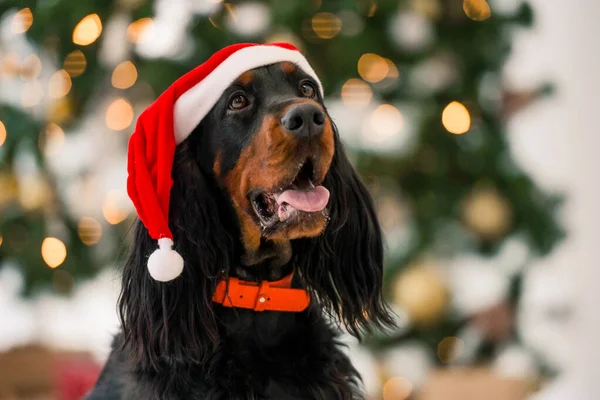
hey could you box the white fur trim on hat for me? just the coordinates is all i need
[147,238,184,282]
[173,45,323,144]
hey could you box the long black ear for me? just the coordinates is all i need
[293,129,395,337]
[118,136,232,371]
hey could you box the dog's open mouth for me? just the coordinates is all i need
[251,159,330,228]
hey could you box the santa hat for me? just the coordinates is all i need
[127,43,323,282]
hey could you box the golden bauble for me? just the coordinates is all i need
[392,262,449,327]
[463,0,492,21]
[462,185,512,241]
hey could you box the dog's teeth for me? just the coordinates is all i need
[308,180,315,188]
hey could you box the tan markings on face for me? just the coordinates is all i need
[280,62,297,74]
[223,99,335,252]
[237,71,254,86]
[213,151,222,178]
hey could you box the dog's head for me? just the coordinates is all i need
[119,61,394,370]
[203,62,334,248]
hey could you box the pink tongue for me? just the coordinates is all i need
[274,186,330,212]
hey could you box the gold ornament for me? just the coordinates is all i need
[463,0,492,21]
[392,261,449,327]
[462,185,512,241]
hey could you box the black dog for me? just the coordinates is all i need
[87,62,393,399]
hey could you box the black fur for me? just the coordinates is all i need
[87,64,394,400]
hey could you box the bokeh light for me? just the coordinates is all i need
[341,78,373,108]
[393,263,448,326]
[383,376,413,400]
[42,123,65,156]
[463,0,492,21]
[385,58,400,79]
[442,101,471,134]
[437,336,465,363]
[368,104,404,141]
[46,98,73,125]
[462,186,512,240]
[111,61,138,89]
[78,216,103,246]
[338,10,363,37]
[20,80,44,108]
[72,14,103,46]
[11,8,33,34]
[0,52,21,77]
[0,121,6,148]
[63,50,87,77]
[48,70,72,99]
[102,190,129,225]
[19,175,51,211]
[41,237,67,268]
[311,12,342,39]
[19,54,42,81]
[105,98,134,131]
[127,18,153,43]
[358,53,389,83]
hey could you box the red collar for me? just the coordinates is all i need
[212,270,310,312]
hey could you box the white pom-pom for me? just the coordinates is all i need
[147,238,184,282]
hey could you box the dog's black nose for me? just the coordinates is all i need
[281,103,325,139]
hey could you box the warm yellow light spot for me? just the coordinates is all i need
[0,236,3,247]
[105,98,134,131]
[21,80,44,107]
[383,377,413,400]
[357,53,389,83]
[72,14,103,46]
[127,18,153,43]
[46,97,73,124]
[368,104,404,141]
[19,54,42,80]
[42,123,65,156]
[463,0,491,21]
[1,52,21,77]
[41,237,67,268]
[385,58,399,79]
[19,175,51,211]
[311,12,342,39]
[0,121,6,148]
[442,101,471,134]
[341,79,372,109]
[63,50,87,77]
[48,70,72,99]
[103,190,129,225]
[78,216,103,246]
[112,61,138,89]
[12,8,33,34]
[437,336,465,363]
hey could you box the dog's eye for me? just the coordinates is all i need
[300,82,316,98]
[229,94,248,110]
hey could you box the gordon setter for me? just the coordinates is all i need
[87,56,394,399]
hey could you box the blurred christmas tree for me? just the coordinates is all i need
[0,0,564,391]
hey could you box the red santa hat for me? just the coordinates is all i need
[127,42,323,282]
